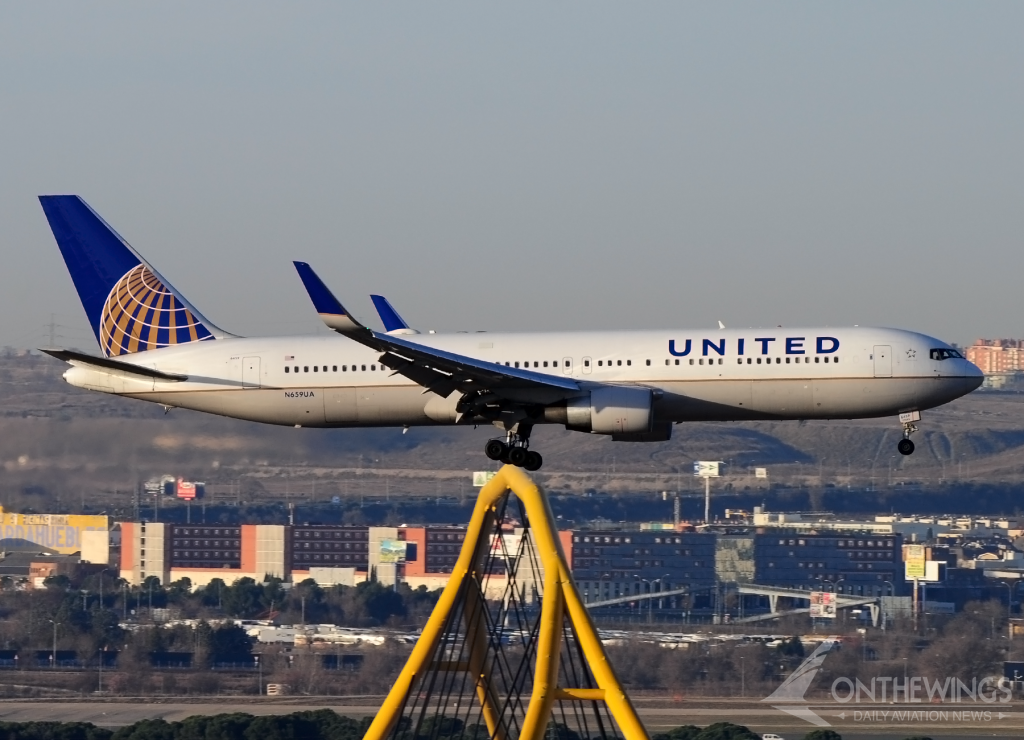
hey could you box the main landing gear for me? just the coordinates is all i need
[896,410,921,456]
[485,425,543,471]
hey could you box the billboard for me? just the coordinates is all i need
[0,509,109,555]
[175,478,205,500]
[809,591,836,619]
[473,471,497,487]
[905,544,927,579]
[694,461,721,478]
[379,539,408,563]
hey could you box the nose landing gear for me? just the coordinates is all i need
[484,424,543,471]
[897,410,921,456]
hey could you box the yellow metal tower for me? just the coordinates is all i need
[363,465,649,740]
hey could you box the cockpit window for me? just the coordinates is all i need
[930,348,963,361]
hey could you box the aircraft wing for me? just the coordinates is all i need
[293,262,582,404]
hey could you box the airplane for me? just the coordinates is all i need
[37,195,984,471]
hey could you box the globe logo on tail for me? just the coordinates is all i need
[99,264,213,357]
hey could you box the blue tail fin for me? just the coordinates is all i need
[39,195,223,357]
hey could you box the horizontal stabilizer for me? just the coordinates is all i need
[40,348,188,382]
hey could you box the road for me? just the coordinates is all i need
[1,697,1022,739]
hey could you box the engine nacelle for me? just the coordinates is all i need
[545,386,654,435]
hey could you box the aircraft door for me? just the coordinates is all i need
[873,346,892,378]
[562,357,573,376]
[242,356,261,388]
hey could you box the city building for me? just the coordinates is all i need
[966,339,1024,376]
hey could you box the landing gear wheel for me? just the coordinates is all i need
[524,450,543,471]
[897,438,915,456]
[508,446,529,467]
[485,439,508,461]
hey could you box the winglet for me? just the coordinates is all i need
[292,262,364,333]
[370,294,420,335]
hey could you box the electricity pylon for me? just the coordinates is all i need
[362,465,649,740]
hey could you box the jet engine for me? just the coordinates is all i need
[545,386,654,434]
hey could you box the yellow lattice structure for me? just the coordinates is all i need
[363,465,649,740]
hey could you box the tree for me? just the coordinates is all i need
[43,574,71,591]
[778,635,805,658]
[110,718,176,740]
[208,623,254,665]
[693,723,760,740]
[652,728,701,740]
[803,730,844,740]
[355,580,405,624]
[221,577,262,618]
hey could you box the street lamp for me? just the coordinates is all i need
[637,578,653,624]
[255,655,262,695]
[881,580,896,631]
[47,619,58,669]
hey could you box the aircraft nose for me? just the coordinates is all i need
[965,359,984,390]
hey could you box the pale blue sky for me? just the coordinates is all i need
[2,3,1022,350]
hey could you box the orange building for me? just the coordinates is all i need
[966,339,1024,375]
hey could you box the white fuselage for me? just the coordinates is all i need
[61,326,983,429]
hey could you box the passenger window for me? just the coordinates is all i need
[534,361,539,367]
[584,359,590,367]
[343,365,347,371]
[543,361,548,367]
[776,358,781,364]
[646,359,651,366]
[675,359,680,365]
[665,359,670,366]
[756,358,761,364]
[285,367,290,373]
[805,357,810,363]
[699,359,704,365]
[371,365,376,371]
[689,359,694,365]
[515,362,520,368]
[323,366,328,371]
[627,360,632,366]
[747,358,752,364]
[617,360,622,366]
[737,359,743,364]
[332,365,337,372]
[823,357,829,363]
[834,357,839,364]
[313,366,318,372]
[815,357,820,363]
[304,366,309,372]
[718,358,723,365]
[598,360,603,366]
[361,365,366,371]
